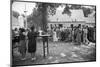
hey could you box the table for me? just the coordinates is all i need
[39,35,51,58]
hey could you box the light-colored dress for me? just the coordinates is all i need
[53,31,58,42]
[83,28,89,43]
[76,29,82,44]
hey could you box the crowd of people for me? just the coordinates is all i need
[12,26,38,60]
[12,24,96,61]
[47,24,96,45]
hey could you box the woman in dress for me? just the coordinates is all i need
[83,26,89,44]
[27,26,38,60]
[76,26,82,45]
[13,28,20,47]
[19,28,26,60]
[53,29,58,42]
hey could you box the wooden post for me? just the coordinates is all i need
[42,36,49,58]
[47,37,49,55]
[43,40,45,58]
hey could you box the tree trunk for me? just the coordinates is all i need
[41,4,47,32]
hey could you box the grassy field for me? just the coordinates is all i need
[12,41,96,66]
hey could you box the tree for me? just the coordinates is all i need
[62,4,71,16]
[27,2,61,31]
[27,3,96,31]
[27,3,73,31]
[36,3,63,31]
[82,7,93,17]
[70,4,82,9]
[12,10,20,18]
[62,4,96,18]
[81,6,96,17]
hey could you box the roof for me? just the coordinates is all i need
[48,9,95,23]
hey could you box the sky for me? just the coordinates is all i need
[12,1,95,23]
[12,1,64,15]
[12,2,36,15]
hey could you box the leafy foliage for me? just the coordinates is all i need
[62,5,71,16]
[27,2,95,31]
[82,7,93,17]
[12,10,20,18]
[27,3,61,31]
[70,5,82,9]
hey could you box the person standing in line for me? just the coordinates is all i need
[76,25,82,45]
[12,29,15,48]
[19,28,27,60]
[38,27,43,36]
[72,27,75,42]
[13,28,20,47]
[27,26,38,60]
[56,28,60,41]
[71,24,74,42]
[53,29,58,42]
[81,25,84,43]
[83,26,89,45]
[74,26,77,42]
[93,26,96,42]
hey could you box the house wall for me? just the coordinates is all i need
[47,21,86,30]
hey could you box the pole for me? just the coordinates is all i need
[24,4,27,29]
